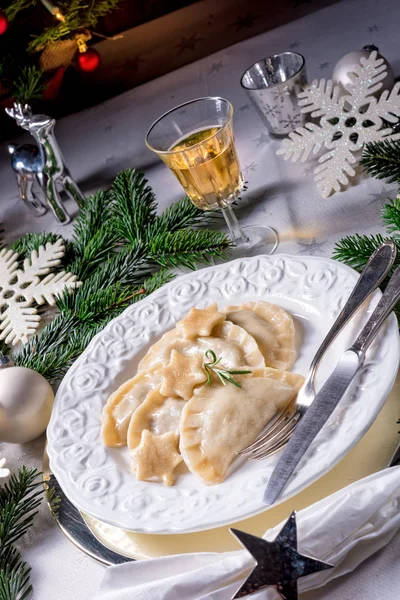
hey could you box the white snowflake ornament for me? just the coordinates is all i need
[0,239,80,345]
[277,51,400,197]
[0,457,10,478]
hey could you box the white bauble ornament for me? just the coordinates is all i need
[0,361,54,443]
[333,45,395,95]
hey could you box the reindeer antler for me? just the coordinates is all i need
[5,103,33,128]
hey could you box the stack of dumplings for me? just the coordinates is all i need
[101,301,304,486]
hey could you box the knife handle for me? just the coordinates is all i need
[352,263,400,355]
[307,241,396,383]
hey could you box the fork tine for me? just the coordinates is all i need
[238,403,297,456]
[250,423,298,459]
[238,416,293,457]
[237,413,290,455]
[243,422,296,459]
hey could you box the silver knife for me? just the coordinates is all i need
[264,262,400,506]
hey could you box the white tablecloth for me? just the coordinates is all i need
[1,0,400,597]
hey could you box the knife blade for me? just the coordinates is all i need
[264,263,400,506]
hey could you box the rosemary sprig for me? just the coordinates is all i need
[203,349,251,388]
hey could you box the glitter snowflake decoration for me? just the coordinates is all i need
[0,239,80,345]
[0,456,10,478]
[277,51,400,197]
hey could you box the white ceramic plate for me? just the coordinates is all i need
[47,255,399,534]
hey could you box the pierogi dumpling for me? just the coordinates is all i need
[127,388,185,450]
[179,368,305,485]
[138,321,265,373]
[101,368,162,447]
[224,301,296,371]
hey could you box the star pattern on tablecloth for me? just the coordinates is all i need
[298,238,327,255]
[230,12,260,32]
[290,41,300,49]
[253,132,271,147]
[302,165,315,176]
[243,162,258,174]
[318,62,331,70]
[208,61,223,75]
[368,24,380,33]
[104,124,113,132]
[175,34,204,53]
[122,55,145,72]
[238,103,251,112]
[367,186,393,205]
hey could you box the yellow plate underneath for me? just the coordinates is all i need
[82,376,400,560]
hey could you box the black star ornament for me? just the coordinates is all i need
[230,512,333,599]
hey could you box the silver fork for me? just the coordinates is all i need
[239,240,396,460]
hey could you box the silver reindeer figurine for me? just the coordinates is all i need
[6,103,85,224]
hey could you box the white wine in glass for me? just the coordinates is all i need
[146,97,278,252]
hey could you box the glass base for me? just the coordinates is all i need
[229,225,279,258]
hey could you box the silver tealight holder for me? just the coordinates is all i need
[241,52,307,137]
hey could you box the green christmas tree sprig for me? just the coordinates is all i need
[2,169,230,381]
[334,139,400,319]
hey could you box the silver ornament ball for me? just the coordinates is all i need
[333,46,395,96]
[0,364,54,443]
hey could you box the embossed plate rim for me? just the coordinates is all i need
[47,254,399,534]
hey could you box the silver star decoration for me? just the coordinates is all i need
[253,132,271,147]
[368,24,379,33]
[318,61,331,70]
[238,103,251,112]
[298,238,326,255]
[230,512,333,599]
[208,61,223,75]
[367,186,393,205]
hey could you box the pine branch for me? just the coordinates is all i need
[68,190,117,278]
[0,468,44,600]
[153,197,219,233]
[13,66,45,104]
[110,169,157,244]
[149,229,231,270]
[360,140,400,184]
[0,467,43,551]
[27,0,120,52]
[4,0,35,22]
[11,232,74,269]
[332,233,390,271]
[12,314,76,376]
[382,197,400,238]
[0,547,32,600]
[142,268,175,295]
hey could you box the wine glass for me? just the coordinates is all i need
[145,97,278,254]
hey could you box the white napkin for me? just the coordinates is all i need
[95,467,400,600]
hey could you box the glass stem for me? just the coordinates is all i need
[220,205,249,245]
